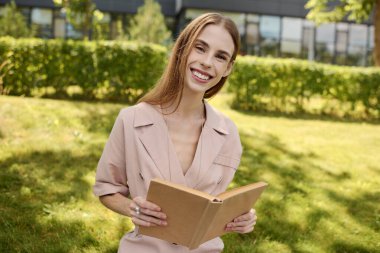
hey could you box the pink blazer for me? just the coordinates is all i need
[93,101,242,253]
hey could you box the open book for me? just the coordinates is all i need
[139,178,268,249]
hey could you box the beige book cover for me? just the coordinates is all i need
[139,178,268,249]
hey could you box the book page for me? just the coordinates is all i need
[217,182,268,200]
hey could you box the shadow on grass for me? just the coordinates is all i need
[369,166,380,177]
[77,103,124,135]
[0,149,106,252]
[332,241,375,253]
[223,129,378,252]
[234,107,380,126]
[326,190,380,232]
[40,91,137,105]
[0,150,98,201]
[224,130,317,252]
[233,130,314,194]
[0,98,133,252]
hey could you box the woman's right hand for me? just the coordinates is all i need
[129,196,168,227]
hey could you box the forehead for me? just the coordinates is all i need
[196,24,235,55]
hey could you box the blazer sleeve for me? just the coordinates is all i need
[93,109,129,197]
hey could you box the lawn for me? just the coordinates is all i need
[0,94,379,253]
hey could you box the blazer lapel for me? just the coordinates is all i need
[190,102,229,188]
[133,103,171,180]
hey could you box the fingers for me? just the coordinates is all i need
[226,219,256,233]
[225,209,258,234]
[132,213,167,227]
[130,196,167,227]
[134,196,161,212]
[229,209,256,224]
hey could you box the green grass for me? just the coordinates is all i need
[1,94,379,253]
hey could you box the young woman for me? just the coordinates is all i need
[93,13,257,253]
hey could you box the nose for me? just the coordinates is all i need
[200,53,212,68]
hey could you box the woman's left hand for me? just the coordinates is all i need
[225,208,257,233]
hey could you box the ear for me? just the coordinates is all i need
[222,61,234,77]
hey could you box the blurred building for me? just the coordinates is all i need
[0,0,375,66]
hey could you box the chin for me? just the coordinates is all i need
[187,83,217,96]
[186,84,207,95]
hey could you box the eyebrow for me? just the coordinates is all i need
[195,39,232,59]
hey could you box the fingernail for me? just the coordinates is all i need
[162,221,167,226]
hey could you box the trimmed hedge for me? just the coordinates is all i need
[229,56,380,119]
[1,37,379,119]
[0,37,167,102]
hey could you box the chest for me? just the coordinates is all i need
[166,120,203,175]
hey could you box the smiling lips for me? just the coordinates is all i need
[191,68,213,83]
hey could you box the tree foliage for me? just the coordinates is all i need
[305,0,376,24]
[305,0,380,66]
[128,0,172,45]
[0,0,34,38]
[53,0,104,40]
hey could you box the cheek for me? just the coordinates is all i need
[187,50,200,63]
[216,63,229,75]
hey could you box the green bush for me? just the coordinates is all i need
[229,56,380,119]
[0,37,167,102]
[1,37,379,120]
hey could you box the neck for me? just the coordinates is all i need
[163,89,205,120]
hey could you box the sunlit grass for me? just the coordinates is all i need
[0,96,128,252]
[210,93,380,253]
[1,94,379,252]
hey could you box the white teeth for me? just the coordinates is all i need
[192,70,210,80]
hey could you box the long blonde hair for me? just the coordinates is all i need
[138,13,240,110]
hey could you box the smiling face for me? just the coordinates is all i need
[184,24,235,96]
